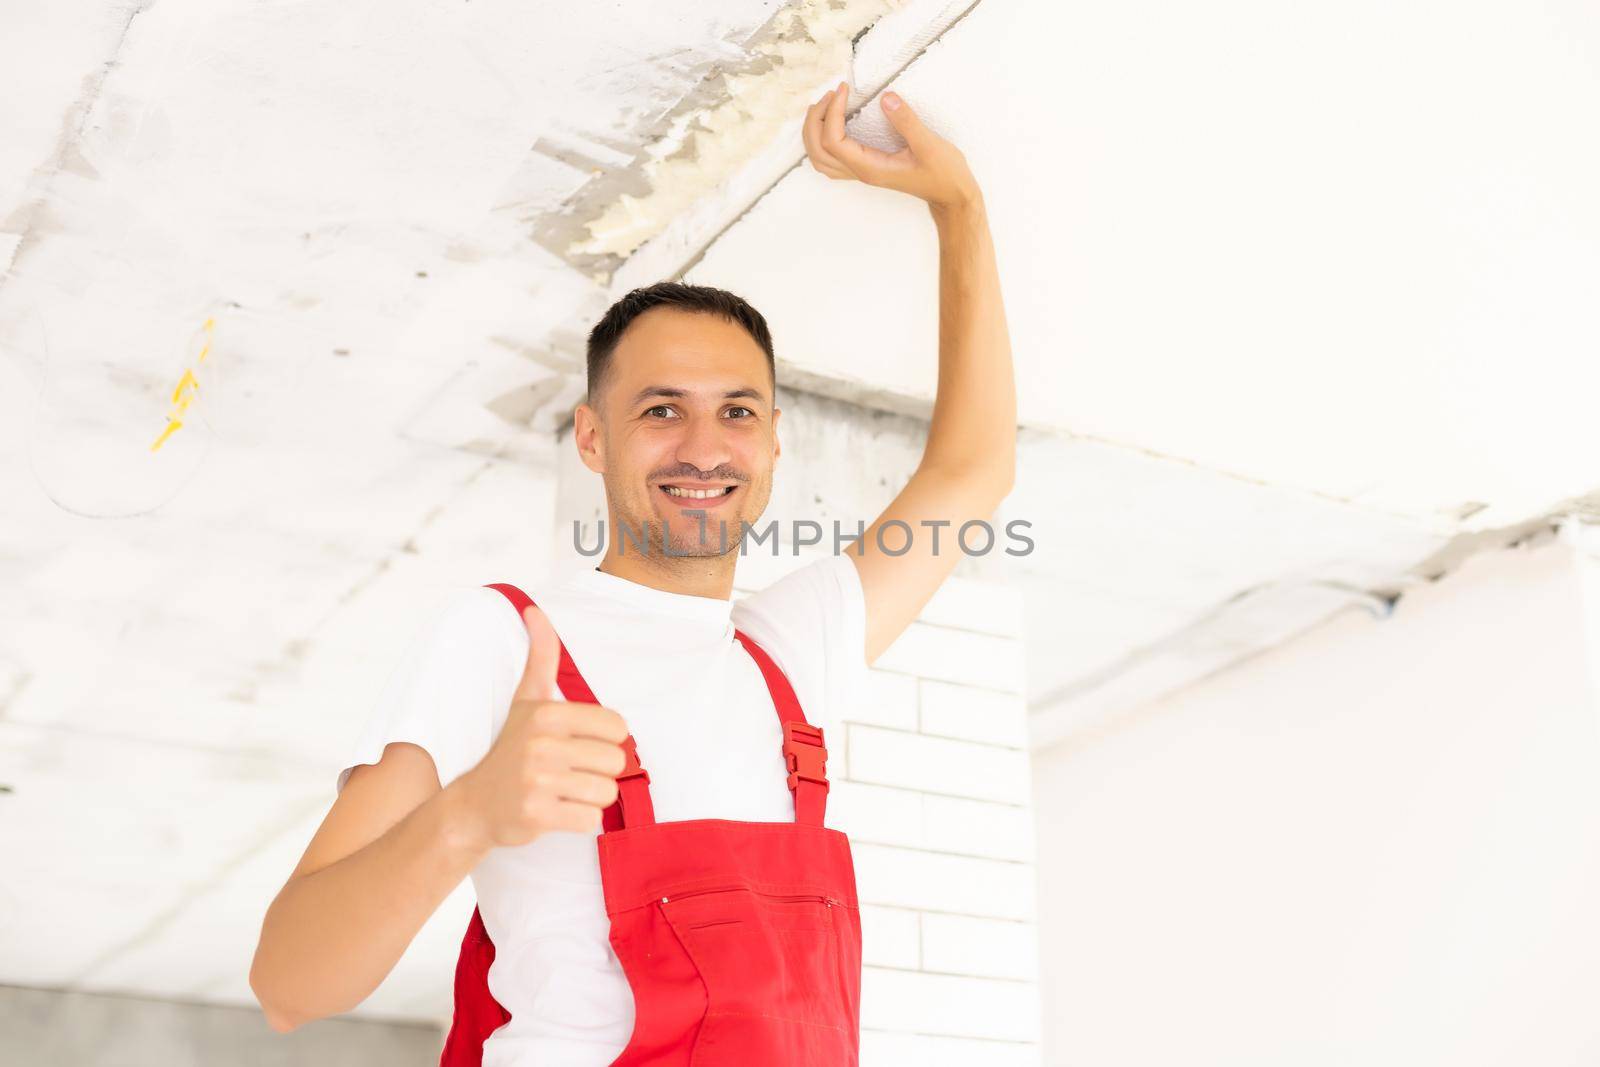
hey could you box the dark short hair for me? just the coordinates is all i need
[585,281,775,402]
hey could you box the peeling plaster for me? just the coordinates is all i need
[1402,514,1566,584]
[564,0,908,264]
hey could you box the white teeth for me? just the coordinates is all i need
[663,486,729,499]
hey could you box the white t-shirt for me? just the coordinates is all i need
[335,553,869,1066]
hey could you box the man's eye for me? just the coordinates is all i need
[644,405,678,419]
[724,406,753,419]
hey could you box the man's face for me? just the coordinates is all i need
[574,307,780,558]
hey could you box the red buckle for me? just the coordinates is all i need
[782,721,829,794]
[618,742,650,786]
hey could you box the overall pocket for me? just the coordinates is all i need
[659,886,857,1066]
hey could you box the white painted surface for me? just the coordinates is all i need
[1033,537,1600,1066]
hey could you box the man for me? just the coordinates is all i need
[250,81,1015,1065]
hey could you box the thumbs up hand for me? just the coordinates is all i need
[454,604,631,847]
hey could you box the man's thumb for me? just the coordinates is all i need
[881,92,931,148]
[515,603,561,703]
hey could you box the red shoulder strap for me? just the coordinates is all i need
[735,629,830,828]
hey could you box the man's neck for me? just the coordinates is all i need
[597,545,737,600]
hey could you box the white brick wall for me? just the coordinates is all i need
[832,575,1042,1066]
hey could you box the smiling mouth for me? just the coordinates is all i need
[659,485,736,500]
[656,486,736,508]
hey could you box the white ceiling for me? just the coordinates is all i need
[2,0,1596,1022]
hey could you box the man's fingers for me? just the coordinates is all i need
[514,603,562,703]
[523,699,630,745]
[818,82,916,185]
[829,88,930,184]
[819,82,860,178]
[544,797,606,835]
[547,736,629,778]
[542,769,622,810]
[803,97,850,178]
[804,90,852,179]
[834,135,913,178]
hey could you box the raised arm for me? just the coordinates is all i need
[802,82,1017,663]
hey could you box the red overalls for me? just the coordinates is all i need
[438,582,863,1066]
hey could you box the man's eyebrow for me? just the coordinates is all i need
[629,386,769,405]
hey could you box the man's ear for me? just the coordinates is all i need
[772,406,782,464]
[573,401,606,474]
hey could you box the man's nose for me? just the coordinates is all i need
[675,415,733,475]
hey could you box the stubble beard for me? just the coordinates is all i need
[615,495,743,562]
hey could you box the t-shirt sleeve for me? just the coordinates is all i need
[334,586,524,797]
[730,554,870,740]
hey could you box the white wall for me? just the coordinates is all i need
[839,581,1041,1066]
[1032,533,1600,1066]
